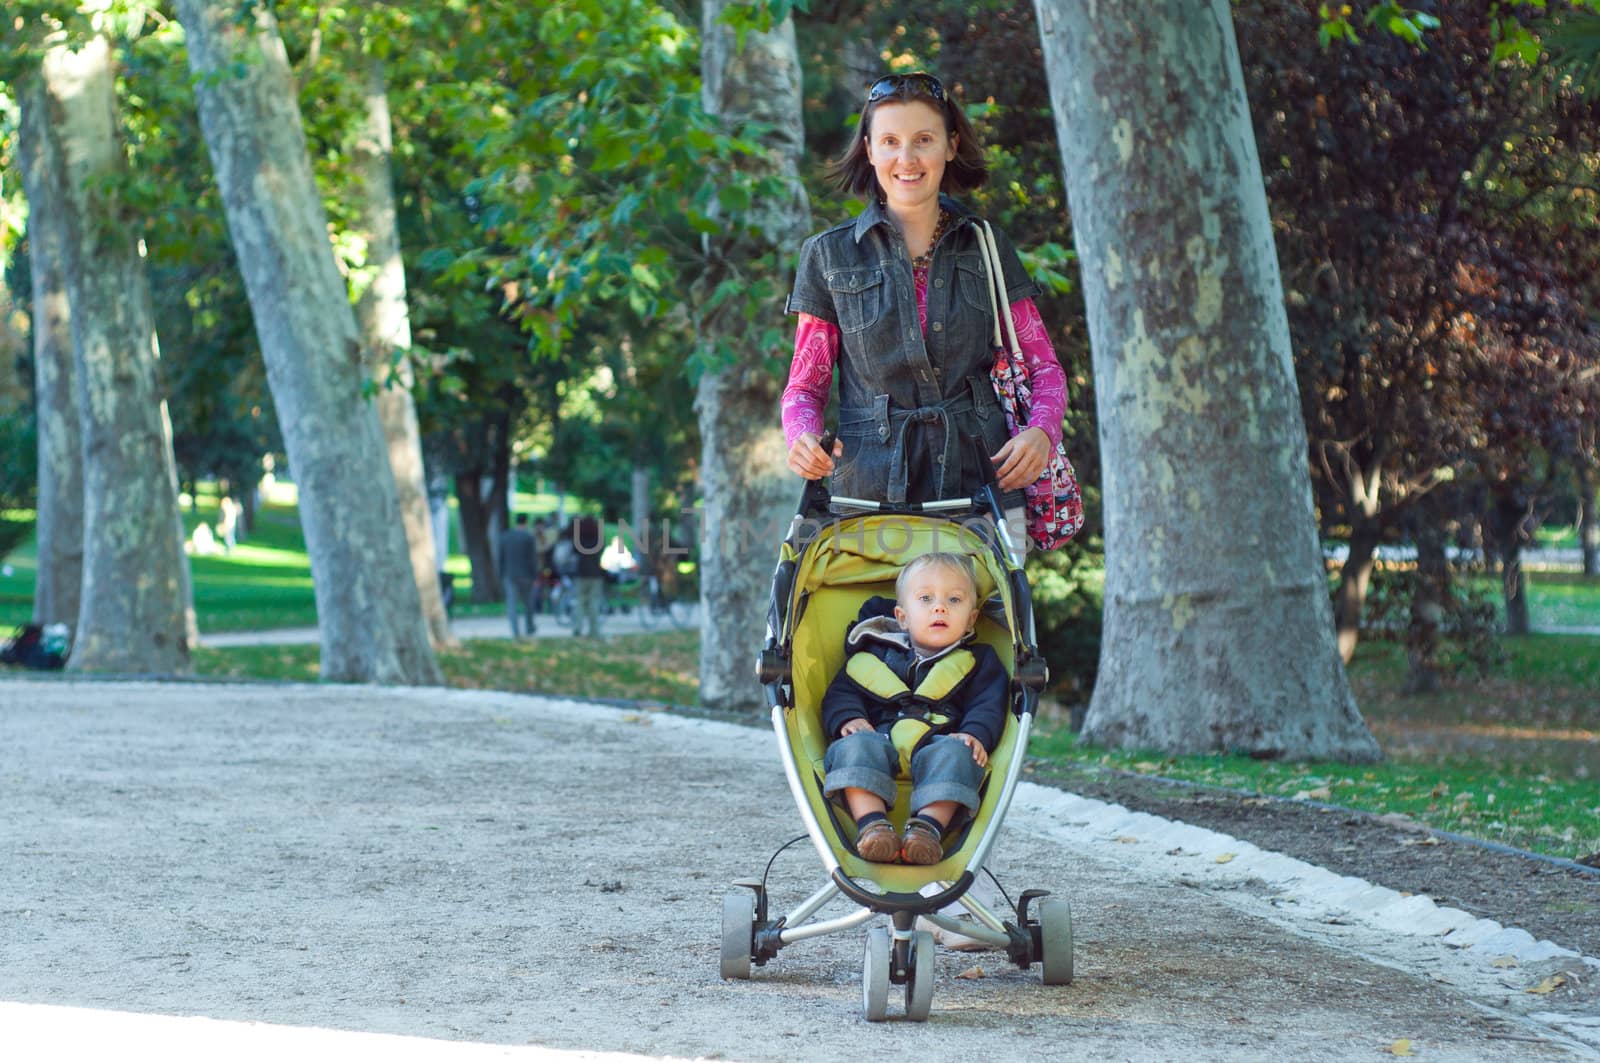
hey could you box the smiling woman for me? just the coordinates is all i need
[780,72,1073,524]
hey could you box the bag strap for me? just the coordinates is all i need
[977,220,1023,359]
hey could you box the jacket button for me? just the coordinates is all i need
[934,278,945,288]
[932,322,943,333]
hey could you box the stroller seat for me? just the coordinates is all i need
[783,516,1021,890]
[728,489,1073,1020]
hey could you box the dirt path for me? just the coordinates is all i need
[2,680,1596,1061]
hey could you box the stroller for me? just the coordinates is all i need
[724,460,1072,1021]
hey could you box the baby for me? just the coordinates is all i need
[819,552,1008,865]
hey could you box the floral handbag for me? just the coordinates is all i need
[975,220,1085,550]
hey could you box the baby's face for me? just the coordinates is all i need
[895,563,978,655]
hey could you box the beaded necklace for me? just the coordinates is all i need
[909,209,950,271]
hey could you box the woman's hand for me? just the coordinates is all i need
[788,432,844,480]
[951,732,989,767]
[839,717,874,737]
[990,427,1050,491]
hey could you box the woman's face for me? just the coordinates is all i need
[865,99,956,215]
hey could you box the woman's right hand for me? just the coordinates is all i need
[787,432,843,480]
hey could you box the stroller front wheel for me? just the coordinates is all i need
[1038,898,1074,986]
[720,891,754,980]
[904,929,935,1021]
[861,926,892,1021]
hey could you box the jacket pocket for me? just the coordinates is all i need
[826,267,887,336]
[953,253,993,315]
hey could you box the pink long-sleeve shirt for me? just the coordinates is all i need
[782,269,1068,450]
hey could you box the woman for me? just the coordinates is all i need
[783,72,1068,513]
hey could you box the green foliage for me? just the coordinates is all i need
[1361,566,1507,678]
[0,412,36,517]
[1543,7,1600,97]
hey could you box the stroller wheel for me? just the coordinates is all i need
[904,929,935,1021]
[1038,898,1074,985]
[861,927,891,1021]
[720,891,754,980]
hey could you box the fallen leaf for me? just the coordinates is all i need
[1526,974,1567,995]
[1293,787,1332,801]
[1215,852,1236,864]
[956,966,985,980]
[1115,835,1139,844]
[1385,1038,1415,1056]
[1490,955,1518,969]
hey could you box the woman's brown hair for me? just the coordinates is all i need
[827,75,989,200]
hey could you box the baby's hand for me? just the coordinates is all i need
[951,732,989,767]
[839,717,873,738]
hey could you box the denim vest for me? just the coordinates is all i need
[786,196,1041,504]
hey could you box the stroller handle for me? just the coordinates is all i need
[792,430,1011,526]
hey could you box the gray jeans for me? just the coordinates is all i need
[823,730,985,815]
[504,578,536,637]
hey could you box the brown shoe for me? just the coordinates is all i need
[901,818,945,866]
[854,819,901,863]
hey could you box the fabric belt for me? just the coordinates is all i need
[839,387,982,505]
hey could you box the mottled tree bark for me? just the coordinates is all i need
[1035,0,1378,759]
[696,3,811,713]
[1332,522,1381,664]
[20,40,191,673]
[1489,492,1531,636]
[1404,513,1447,696]
[351,57,451,647]
[454,470,499,603]
[177,0,439,684]
[15,82,83,630]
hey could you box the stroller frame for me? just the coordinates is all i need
[725,474,1072,1020]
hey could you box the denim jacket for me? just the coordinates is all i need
[786,196,1041,504]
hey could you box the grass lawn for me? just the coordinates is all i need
[0,481,566,633]
[1033,632,1599,860]
[193,628,701,706]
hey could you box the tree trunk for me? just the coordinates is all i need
[1578,463,1598,578]
[1403,515,1447,696]
[696,3,812,713]
[15,82,84,630]
[1332,522,1381,664]
[1490,493,1531,636]
[177,0,439,684]
[351,56,450,647]
[630,465,653,575]
[20,39,192,673]
[454,470,499,603]
[1035,0,1378,760]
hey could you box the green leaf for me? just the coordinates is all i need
[716,183,752,213]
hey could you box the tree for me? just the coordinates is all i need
[696,2,812,711]
[13,80,82,628]
[176,0,439,684]
[1239,3,1600,661]
[1034,0,1378,759]
[17,34,191,673]
[350,55,450,646]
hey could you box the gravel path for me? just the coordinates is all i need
[2,680,1596,1061]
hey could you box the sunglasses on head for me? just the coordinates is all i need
[865,73,945,104]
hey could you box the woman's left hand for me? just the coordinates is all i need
[990,427,1050,491]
